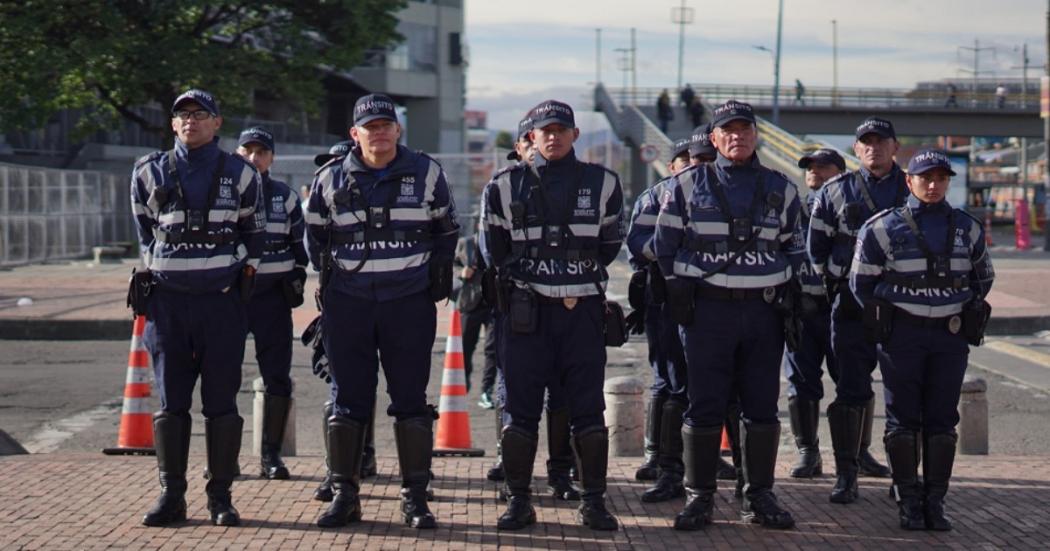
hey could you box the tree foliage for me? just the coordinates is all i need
[495,130,514,150]
[0,0,406,135]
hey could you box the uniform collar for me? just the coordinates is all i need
[534,149,577,172]
[174,136,220,165]
[859,163,901,185]
[714,152,760,171]
[907,194,951,214]
[346,144,410,175]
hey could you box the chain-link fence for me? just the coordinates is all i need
[0,163,132,268]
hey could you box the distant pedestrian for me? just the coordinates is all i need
[995,83,1008,109]
[657,89,674,133]
[679,84,696,108]
[794,79,806,105]
[944,83,958,108]
[688,97,704,127]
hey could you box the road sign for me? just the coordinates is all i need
[639,144,659,163]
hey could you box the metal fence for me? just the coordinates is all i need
[0,163,132,268]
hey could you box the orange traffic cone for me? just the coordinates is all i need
[433,306,484,457]
[103,315,155,455]
[984,207,994,247]
[720,427,731,456]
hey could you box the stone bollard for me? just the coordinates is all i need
[252,377,296,457]
[958,377,988,455]
[603,376,646,457]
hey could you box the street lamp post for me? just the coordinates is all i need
[753,45,776,110]
[615,47,631,106]
[671,0,695,91]
[832,19,839,107]
[772,0,784,125]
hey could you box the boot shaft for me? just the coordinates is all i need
[261,393,292,452]
[327,416,367,486]
[788,397,820,448]
[884,430,921,499]
[644,395,668,455]
[204,414,243,484]
[923,432,958,499]
[740,421,781,498]
[682,424,723,492]
[572,426,610,501]
[546,406,574,474]
[827,403,864,466]
[658,400,686,474]
[394,416,434,488]
[501,426,539,495]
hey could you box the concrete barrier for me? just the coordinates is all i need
[603,376,645,457]
[252,377,296,457]
[958,377,988,455]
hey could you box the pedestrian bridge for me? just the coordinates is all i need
[611,84,1043,138]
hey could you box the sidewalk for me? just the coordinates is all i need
[2,452,1048,549]
[2,242,1049,339]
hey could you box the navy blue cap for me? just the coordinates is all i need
[688,123,716,157]
[314,140,354,167]
[516,115,534,141]
[711,100,756,128]
[237,126,275,152]
[670,138,692,160]
[172,89,219,116]
[907,149,956,176]
[529,100,575,129]
[353,94,398,126]
[798,148,846,171]
[855,117,896,140]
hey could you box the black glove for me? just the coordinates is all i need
[282,267,308,308]
[625,309,646,335]
[628,270,648,310]
[428,257,454,302]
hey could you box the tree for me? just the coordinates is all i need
[495,131,514,151]
[0,1,406,135]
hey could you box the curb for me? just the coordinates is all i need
[987,315,1050,336]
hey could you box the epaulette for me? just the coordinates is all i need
[955,208,983,227]
[821,171,850,192]
[867,207,897,224]
[134,150,165,170]
[586,161,620,181]
[314,155,343,176]
[416,150,443,170]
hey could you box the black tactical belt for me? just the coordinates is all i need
[264,240,291,252]
[535,294,598,305]
[695,285,778,301]
[522,245,598,261]
[684,237,775,254]
[883,272,969,291]
[329,228,431,244]
[153,227,238,245]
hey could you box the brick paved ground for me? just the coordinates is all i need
[2,451,1049,549]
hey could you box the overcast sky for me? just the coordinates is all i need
[464,0,1048,132]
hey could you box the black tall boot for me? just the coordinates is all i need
[884,430,924,530]
[788,396,823,478]
[642,399,685,503]
[394,416,437,529]
[923,432,958,531]
[497,426,538,530]
[314,401,335,502]
[204,414,243,527]
[487,404,505,482]
[574,426,619,531]
[361,401,377,478]
[316,416,365,527]
[142,412,191,527]
[828,402,864,504]
[740,421,795,529]
[673,424,722,531]
[723,401,744,497]
[635,395,666,481]
[545,406,580,501]
[260,393,291,480]
[858,397,891,478]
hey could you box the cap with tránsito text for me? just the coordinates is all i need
[172,89,219,116]
[689,123,716,157]
[711,100,756,128]
[237,127,275,152]
[798,148,846,171]
[855,117,896,140]
[671,138,692,160]
[529,100,575,130]
[353,94,398,126]
[314,140,354,167]
[907,149,956,176]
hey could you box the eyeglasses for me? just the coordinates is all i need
[173,110,213,121]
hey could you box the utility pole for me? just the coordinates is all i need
[672,0,695,91]
[1012,43,1031,186]
[615,47,630,106]
[772,0,784,125]
[1044,1,1050,250]
[958,39,996,107]
[595,28,602,84]
[631,27,638,106]
[831,19,839,107]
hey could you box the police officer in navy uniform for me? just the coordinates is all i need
[851,149,994,531]
[784,148,846,478]
[688,123,717,165]
[809,117,900,505]
[481,100,624,531]
[307,139,382,504]
[305,93,459,529]
[133,89,265,527]
[654,100,803,531]
[234,127,308,481]
[626,137,692,503]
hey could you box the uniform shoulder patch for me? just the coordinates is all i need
[134,150,165,169]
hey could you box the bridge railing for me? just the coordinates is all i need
[595,83,673,179]
[606,85,1038,111]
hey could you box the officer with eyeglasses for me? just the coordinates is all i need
[132,89,265,527]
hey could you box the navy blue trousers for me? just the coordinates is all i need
[500,299,606,435]
[323,289,436,421]
[645,302,688,404]
[245,284,293,397]
[831,300,878,406]
[461,307,497,393]
[878,326,969,435]
[783,310,839,400]
[145,286,246,418]
[681,297,783,427]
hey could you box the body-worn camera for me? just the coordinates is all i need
[187,210,206,233]
[545,225,563,247]
[731,217,752,241]
[928,257,951,281]
[369,207,388,228]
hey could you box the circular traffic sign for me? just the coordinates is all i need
[639,144,659,163]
